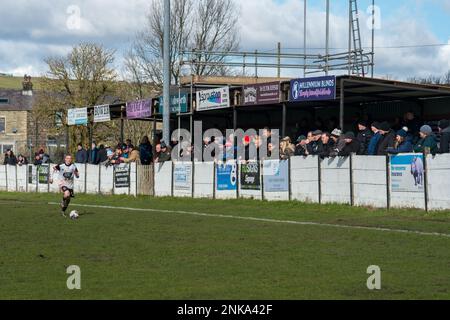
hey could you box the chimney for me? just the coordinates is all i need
[22,74,33,96]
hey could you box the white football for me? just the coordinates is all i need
[69,210,79,220]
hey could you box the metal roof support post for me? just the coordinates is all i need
[340,79,345,130]
[162,0,171,144]
[282,103,287,138]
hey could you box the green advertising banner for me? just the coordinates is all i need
[158,94,188,114]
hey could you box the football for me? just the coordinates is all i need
[69,210,79,220]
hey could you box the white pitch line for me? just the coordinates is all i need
[48,202,450,239]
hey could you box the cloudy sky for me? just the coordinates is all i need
[0,0,449,80]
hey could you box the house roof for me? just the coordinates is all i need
[0,89,34,111]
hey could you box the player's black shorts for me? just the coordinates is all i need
[61,186,75,198]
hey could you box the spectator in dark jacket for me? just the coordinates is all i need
[88,142,99,164]
[377,122,396,156]
[75,143,88,163]
[403,112,421,143]
[17,154,28,166]
[97,145,108,163]
[387,129,413,154]
[307,130,324,155]
[367,122,382,155]
[438,119,450,154]
[320,132,335,158]
[33,153,42,165]
[155,142,171,163]
[294,135,309,156]
[139,136,153,165]
[338,132,361,156]
[356,120,373,155]
[3,149,17,165]
[414,125,438,155]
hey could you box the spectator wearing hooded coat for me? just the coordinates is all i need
[3,149,17,165]
[377,122,396,156]
[387,129,413,154]
[356,120,373,155]
[338,132,361,157]
[139,136,153,165]
[367,122,383,155]
[438,119,450,154]
[414,125,438,155]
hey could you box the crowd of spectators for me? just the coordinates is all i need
[2,112,450,167]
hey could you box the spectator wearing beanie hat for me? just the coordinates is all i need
[356,120,373,155]
[438,119,450,154]
[377,122,396,156]
[387,129,413,154]
[414,125,438,155]
[367,122,383,155]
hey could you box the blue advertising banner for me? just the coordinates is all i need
[390,153,425,193]
[216,163,237,191]
[263,160,289,192]
[290,76,336,102]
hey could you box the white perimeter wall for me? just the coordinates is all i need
[320,157,351,205]
[154,162,172,197]
[352,156,388,208]
[193,162,214,199]
[291,156,319,203]
[427,154,450,211]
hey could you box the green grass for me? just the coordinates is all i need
[1,192,450,300]
[0,76,43,90]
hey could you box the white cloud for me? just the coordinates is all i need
[0,0,449,80]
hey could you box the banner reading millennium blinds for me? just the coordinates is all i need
[158,94,188,114]
[243,82,280,105]
[196,87,230,112]
[67,108,88,126]
[126,99,152,119]
[290,75,336,102]
[390,153,425,193]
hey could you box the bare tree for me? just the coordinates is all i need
[127,0,240,86]
[35,43,118,154]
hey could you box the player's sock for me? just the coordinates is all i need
[61,197,71,214]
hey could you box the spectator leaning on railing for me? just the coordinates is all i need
[121,144,140,164]
[3,149,17,165]
[387,129,413,154]
[414,125,438,155]
[377,122,396,156]
[338,132,361,157]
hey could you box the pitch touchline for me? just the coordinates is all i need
[48,202,450,238]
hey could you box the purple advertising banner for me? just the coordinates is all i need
[126,99,152,119]
[243,82,280,105]
[290,76,336,102]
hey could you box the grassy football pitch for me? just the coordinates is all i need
[0,192,449,300]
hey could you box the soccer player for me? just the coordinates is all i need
[50,155,79,217]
